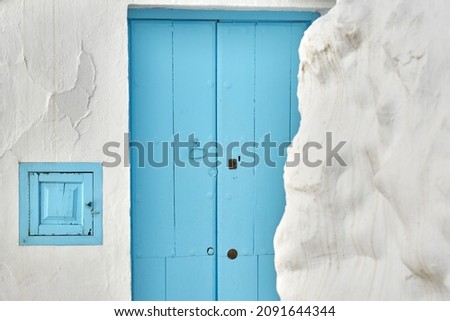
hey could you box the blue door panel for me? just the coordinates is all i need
[258,255,280,300]
[254,23,291,255]
[217,23,256,258]
[217,256,258,301]
[133,258,166,300]
[130,21,174,141]
[131,20,175,258]
[173,21,216,257]
[167,257,215,300]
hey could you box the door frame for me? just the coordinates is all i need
[128,8,319,23]
[128,8,319,300]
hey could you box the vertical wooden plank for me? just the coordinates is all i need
[130,20,175,258]
[258,255,280,300]
[217,22,257,300]
[217,256,258,300]
[254,23,291,256]
[173,21,216,257]
[29,172,39,235]
[167,256,215,300]
[290,23,308,140]
[132,258,166,300]
[81,173,94,235]
[217,22,256,258]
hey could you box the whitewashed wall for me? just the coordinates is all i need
[275,0,450,300]
[0,0,334,301]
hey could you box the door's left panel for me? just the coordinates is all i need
[130,20,217,300]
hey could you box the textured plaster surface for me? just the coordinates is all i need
[275,0,450,300]
[0,0,334,301]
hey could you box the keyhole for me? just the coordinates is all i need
[227,249,238,260]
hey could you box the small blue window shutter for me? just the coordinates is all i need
[29,173,93,236]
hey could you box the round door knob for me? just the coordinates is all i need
[227,249,238,260]
[207,247,215,256]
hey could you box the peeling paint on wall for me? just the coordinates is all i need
[54,49,96,129]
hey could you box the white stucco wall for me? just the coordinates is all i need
[0,0,335,301]
[275,0,450,300]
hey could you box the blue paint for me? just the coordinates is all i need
[218,256,258,301]
[19,162,102,246]
[33,173,92,236]
[167,256,215,300]
[133,258,166,300]
[128,8,319,22]
[130,20,175,260]
[173,21,217,259]
[129,9,315,301]
[254,23,292,256]
[217,22,256,260]
[258,255,279,300]
[130,19,217,300]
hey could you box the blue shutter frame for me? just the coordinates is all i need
[19,162,103,246]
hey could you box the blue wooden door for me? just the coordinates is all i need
[130,14,309,301]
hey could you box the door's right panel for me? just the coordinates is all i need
[217,22,307,300]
